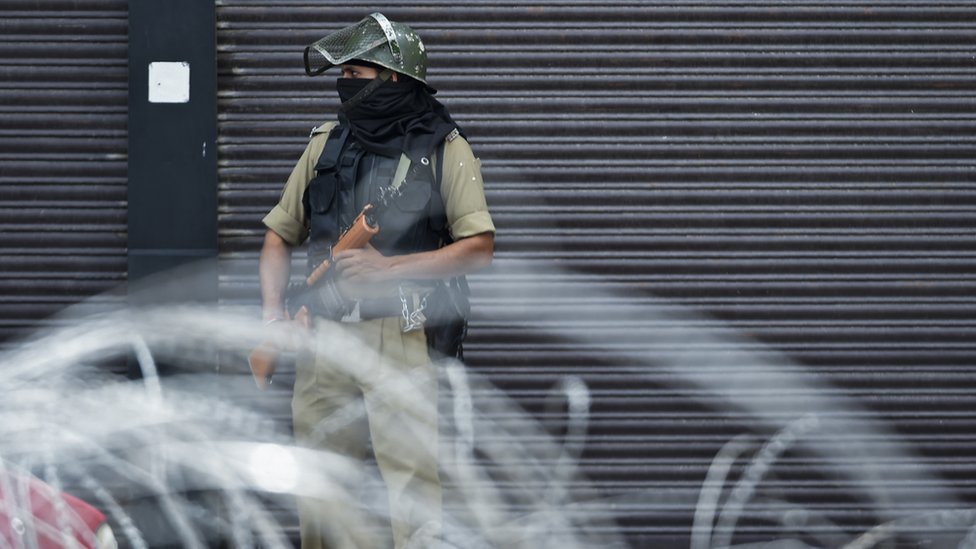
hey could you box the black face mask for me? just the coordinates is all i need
[334,76,459,157]
[335,77,373,104]
[336,77,421,118]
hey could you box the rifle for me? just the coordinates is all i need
[248,205,380,387]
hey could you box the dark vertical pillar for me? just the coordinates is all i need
[127,0,217,305]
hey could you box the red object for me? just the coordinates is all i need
[0,470,107,548]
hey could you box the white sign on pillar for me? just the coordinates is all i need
[148,61,190,103]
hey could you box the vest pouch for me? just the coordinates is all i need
[378,179,432,235]
[307,172,338,214]
[423,279,469,361]
[306,170,342,267]
[394,178,432,212]
[372,178,436,255]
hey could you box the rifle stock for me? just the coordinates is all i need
[249,205,380,388]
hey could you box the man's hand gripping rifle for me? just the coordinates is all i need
[247,205,380,388]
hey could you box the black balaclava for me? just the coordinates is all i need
[336,75,463,158]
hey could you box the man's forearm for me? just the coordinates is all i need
[388,232,494,280]
[333,232,494,283]
[259,230,294,321]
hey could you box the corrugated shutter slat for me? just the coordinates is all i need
[0,3,127,344]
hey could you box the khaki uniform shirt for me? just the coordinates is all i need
[263,121,495,246]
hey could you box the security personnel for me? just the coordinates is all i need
[258,13,494,549]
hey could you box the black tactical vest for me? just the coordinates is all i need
[303,125,450,274]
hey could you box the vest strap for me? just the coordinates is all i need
[315,126,350,171]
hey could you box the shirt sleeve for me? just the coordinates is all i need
[439,136,495,240]
[261,125,334,246]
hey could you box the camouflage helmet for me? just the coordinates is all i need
[304,13,429,85]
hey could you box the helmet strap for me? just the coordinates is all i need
[338,69,394,112]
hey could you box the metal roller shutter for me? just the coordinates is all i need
[0,1,128,345]
[217,2,976,546]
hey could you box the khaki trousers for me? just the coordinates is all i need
[292,317,441,549]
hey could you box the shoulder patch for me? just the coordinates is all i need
[445,128,460,143]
